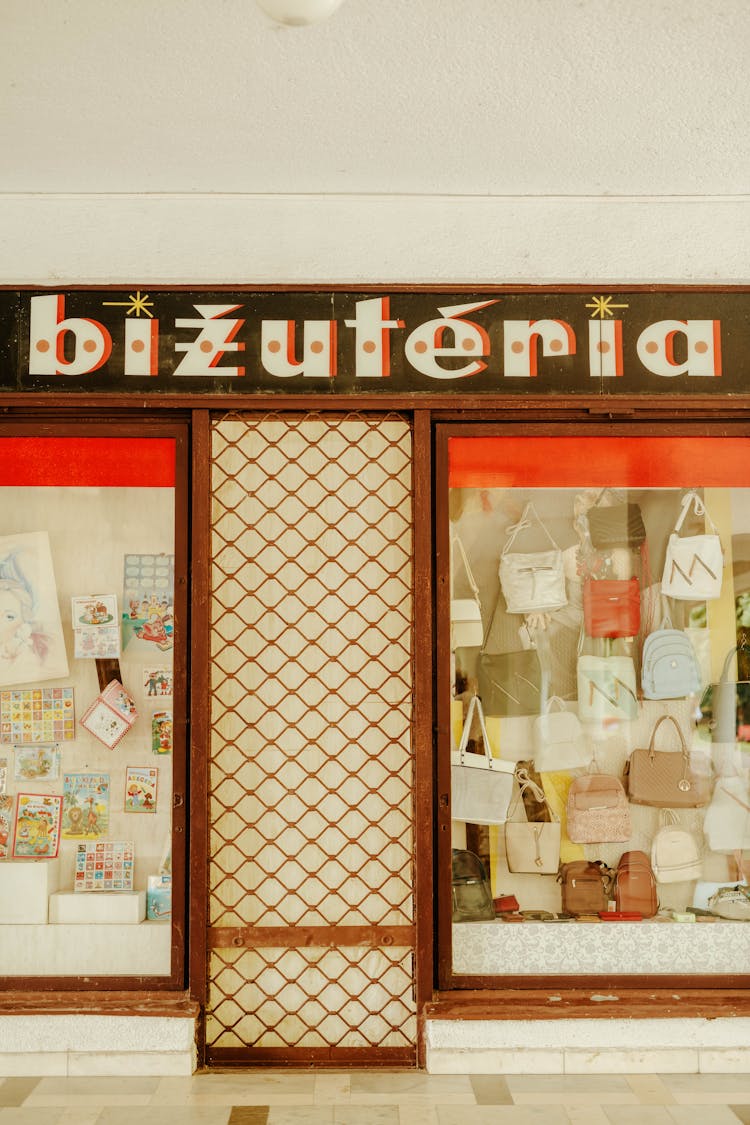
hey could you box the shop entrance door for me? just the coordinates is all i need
[204,413,417,1066]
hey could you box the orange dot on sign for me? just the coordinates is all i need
[462,338,476,351]
[310,341,323,354]
[597,341,611,354]
[511,341,525,354]
[695,340,709,354]
[200,340,213,353]
[414,341,428,354]
[363,340,376,353]
[83,339,97,353]
[267,340,281,354]
[131,339,145,353]
[645,341,659,354]
[549,339,563,352]
[35,340,50,353]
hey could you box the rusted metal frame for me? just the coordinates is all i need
[433,411,750,997]
[411,408,435,1070]
[0,412,190,996]
[0,990,198,1016]
[189,408,212,1065]
[206,1046,417,1068]
[208,925,415,949]
[427,988,750,1020]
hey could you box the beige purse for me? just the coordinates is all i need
[504,768,561,874]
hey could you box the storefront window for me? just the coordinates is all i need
[0,430,186,983]
[445,434,750,979]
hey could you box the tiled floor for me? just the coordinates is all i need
[4,1073,750,1123]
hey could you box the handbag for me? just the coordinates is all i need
[641,619,702,700]
[587,492,646,549]
[566,771,631,843]
[614,851,658,917]
[703,776,750,852]
[451,694,515,825]
[450,536,484,650]
[707,884,750,921]
[451,848,496,922]
[532,696,587,771]
[499,502,567,614]
[698,642,750,745]
[625,714,710,808]
[583,577,641,638]
[661,490,723,601]
[651,809,703,883]
[557,860,613,915]
[577,653,638,722]
[504,768,561,873]
[477,647,543,717]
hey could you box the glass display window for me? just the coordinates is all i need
[0,427,187,987]
[439,431,750,983]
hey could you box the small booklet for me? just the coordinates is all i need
[80,680,137,750]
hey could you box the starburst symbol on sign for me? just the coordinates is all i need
[102,291,155,318]
[585,295,630,319]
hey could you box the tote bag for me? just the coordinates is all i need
[504,768,561,874]
[662,490,723,601]
[450,536,484,650]
[451,694,515,825]
[499,502,567,615]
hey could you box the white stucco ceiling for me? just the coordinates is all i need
[1,0,748,198]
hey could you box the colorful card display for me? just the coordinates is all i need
[62,772,110,839]
[147,874,172,920]
[74,840,134,892]
[124,765,158,813]
[143,666,173,698]
[152,710,172,755]
[0,687,75,744]
[122,554,175,653]
[0,795,12,858]
[71,594,120,658]
[14,745,61,782]
[12,792,63,858]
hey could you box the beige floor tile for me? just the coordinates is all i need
[56,1111,106,1125]
[25,1095,152,1108]
[350,1074,472,1097]
[660,1074,750,1093]
[623,1076,675,1105]
[149,1077,195,1106]
[0,1081,40,1108]
[227,1109,270,1125]
[265,1110,334,1125]
[564,1109,611,1125]
[599,1109,674,1124]
[469,1075,513,1105]
[507,1077,633,1095]
[728,1108,750,1125]
[0,1112,67,1125]
[437,1108,570,1125]
[95,1108,232,1125]
[398,1108,438,1125]
[313,1075,351,1105]
[668,1109,744,1125]
[33,1078,159,1096]
[333,1109,399,1125]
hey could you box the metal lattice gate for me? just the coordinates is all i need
[206,413,416,1066]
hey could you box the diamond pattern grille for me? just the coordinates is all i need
[206,413,415,1058]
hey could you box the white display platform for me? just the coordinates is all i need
[0,861,58,924]
[0,923,171,976]
[453,920,750,976]
[49,891,146,924]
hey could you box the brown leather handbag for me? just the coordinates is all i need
[557,860,613,915]
[614,850,658,917]
[625,714,710,808]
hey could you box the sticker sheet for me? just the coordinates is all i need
[62,772,110,839]
[71,594,120,659]
[0,687,75,744]
[74,840,134,892]
[12,792,63,858]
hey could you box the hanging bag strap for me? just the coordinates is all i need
[648,714,692,791]
[507,767,559,822]
[456,693,495,769]
[451,536,482,605]
[673,490,720,538]
[501,502,561,557]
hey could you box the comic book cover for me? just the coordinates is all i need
[62,772,110,839]
[12,793,62,858]
[124,765,158,813]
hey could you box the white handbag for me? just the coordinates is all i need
[504,768,561,874]
[576,653,638,722]
[662,491,723,601]
[499,502,567,615]
[651,810,703,883]
[451,694,515,826]
[450,536,484,650]
[532,696,587,771]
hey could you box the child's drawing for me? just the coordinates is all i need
[0,532,68,687]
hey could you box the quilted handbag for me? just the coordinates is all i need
[477,647,543,717]
[566,772,631,843]
[662,490,723,601]
[588,495,646,549]
[450,536,484,650]
[641,621,702,700]
[451,694,515,825]
[651,810,702,883]
[625,714,710,808]
[499,502,567,614]
[532,696,587,771]
[577,653,638,722]
[504,768,561,874]
[583,576,641,638]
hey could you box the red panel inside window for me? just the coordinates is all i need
[449,436,750,489]
[0,438,175,487]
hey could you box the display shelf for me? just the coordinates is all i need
[0,923,170,976]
